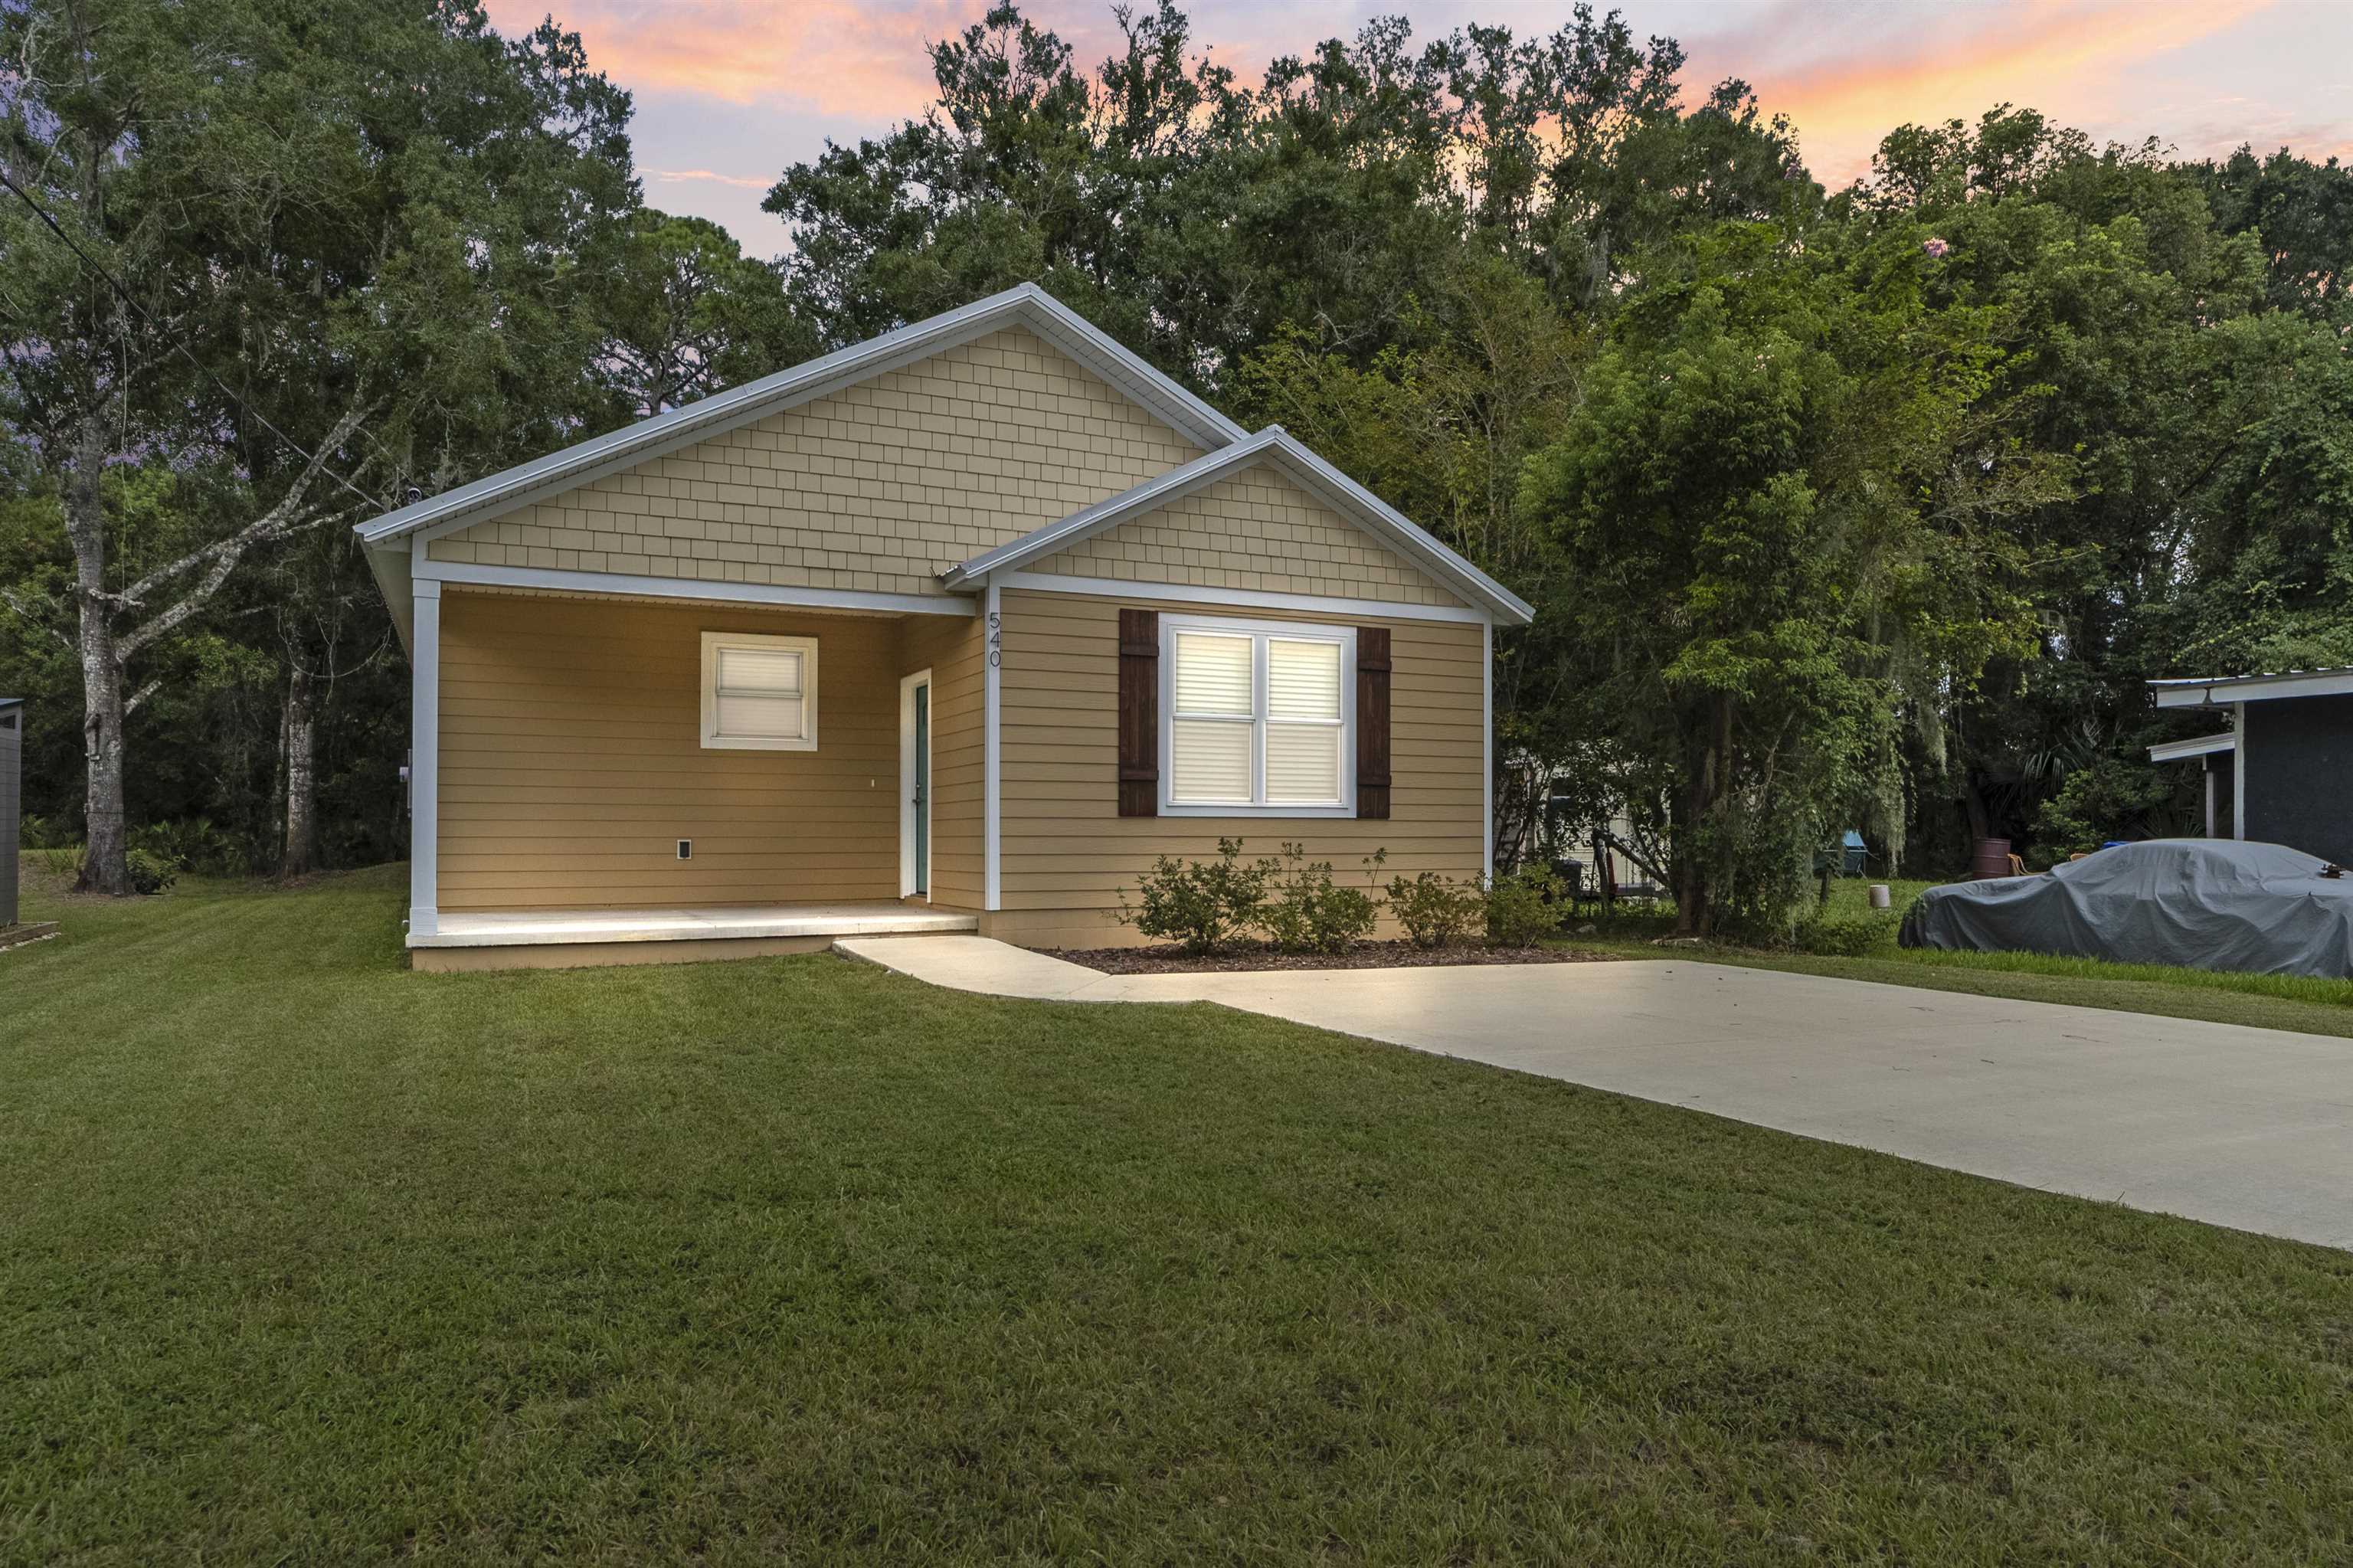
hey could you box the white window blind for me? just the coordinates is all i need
[701,633,818,750]
[1265,637,1343,803]
[1163,618,1353,813]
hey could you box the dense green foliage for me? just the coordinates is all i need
[5,2,2348,930]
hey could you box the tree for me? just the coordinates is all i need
[1519,221,2050,934]
[592,211,812,419]
[0,0,637,892]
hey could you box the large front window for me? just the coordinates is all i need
[1163,616,1353,814]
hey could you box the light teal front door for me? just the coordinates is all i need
[911,680,929,896]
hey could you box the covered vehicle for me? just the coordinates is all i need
[1899,839,2353,979]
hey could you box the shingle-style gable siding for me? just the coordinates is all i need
[426,326,1203,597]
[1031,462,1467,608]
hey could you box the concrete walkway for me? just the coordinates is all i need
[836,937,2353,1251]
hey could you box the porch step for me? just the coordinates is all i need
[411,903,977,951]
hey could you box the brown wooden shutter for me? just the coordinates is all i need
[1118,607,1160,817]
[1356,626,1391,820]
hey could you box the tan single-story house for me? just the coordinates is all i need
[357,285,1532,970]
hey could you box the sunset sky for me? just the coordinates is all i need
[481,0,2353,257]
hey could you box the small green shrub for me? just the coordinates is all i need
[1117,837,1271,955]
[28,845,83,877]
[18,812,75,850]
[1385,871,1484,948]
[1792,912,1898,957]
[123,847,179,896]
[1256,843,1379,954]
[1484,864,1566,948]
[133,818,246,876]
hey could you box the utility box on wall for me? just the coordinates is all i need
[1,696,21,928]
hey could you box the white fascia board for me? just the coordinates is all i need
[353,284,1242,551]
[992,571,1493,625]
[948,428,1535,626]
[2146,732,2236,763]
[2150,669,2353,707]
[414,557,977,617]
[365,539,416,655]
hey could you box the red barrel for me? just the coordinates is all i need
[1971,837,2013,879]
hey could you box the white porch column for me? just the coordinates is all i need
[983,577,1002,912]
[409,577,442,938]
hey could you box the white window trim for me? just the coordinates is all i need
[700,630,819,751]
[1160,613,1356,818]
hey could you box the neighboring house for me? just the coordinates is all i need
[357,285,1533,971]
[2148,667,2353,866]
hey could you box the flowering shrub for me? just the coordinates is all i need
[1256,843,1379,954]
[1115,837,1271,955]
[1483,865,1566,947]
[1385,871,1484,948]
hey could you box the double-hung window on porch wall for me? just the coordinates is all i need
[1162,617,1355,816]
[701,632,818,751]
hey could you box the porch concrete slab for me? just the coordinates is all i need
[836,938,2353,1250]
[417,902,976,950]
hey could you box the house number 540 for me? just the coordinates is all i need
[986,610,1002,669]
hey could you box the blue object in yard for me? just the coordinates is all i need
[1841,829,1867,876]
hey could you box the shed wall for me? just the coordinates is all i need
[2242,694,2353,866]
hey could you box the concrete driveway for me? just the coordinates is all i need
[838,938,2353,1251]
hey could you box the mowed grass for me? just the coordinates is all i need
[5,870,2353,1564]
[1579,876,2353,1038]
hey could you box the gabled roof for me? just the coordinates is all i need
[940,427,1536,626]
[353,284,1247,547]
[2150,667,2353,708]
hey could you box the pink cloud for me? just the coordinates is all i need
[485,0,972,119]
[1690,0,2279,182]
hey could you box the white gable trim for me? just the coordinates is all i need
[354,284,1245,548]
[990,571,1492,625]
[942,427,1535,627]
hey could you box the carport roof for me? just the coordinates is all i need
[2148,668,2353,708]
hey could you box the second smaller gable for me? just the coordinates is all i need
[1030,460,1466,609]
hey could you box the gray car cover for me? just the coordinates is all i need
[1899,840,2353,979]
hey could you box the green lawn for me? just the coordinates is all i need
[5,869,2353,1563]
[1575,876,2353,1039]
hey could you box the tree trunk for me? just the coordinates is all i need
[1671,692,1736,938]
[279,663,318,879]
[64,417,132,896]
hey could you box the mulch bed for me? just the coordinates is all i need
[1052,941,1625,975]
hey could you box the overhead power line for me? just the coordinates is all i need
[0,165,391,513]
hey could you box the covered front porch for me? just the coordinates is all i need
[407,581,987,968]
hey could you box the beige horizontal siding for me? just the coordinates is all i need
[437,589,943,912]
[989,588,1486,946]
[1033,460,1464,607]
[426,326,1201,598]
